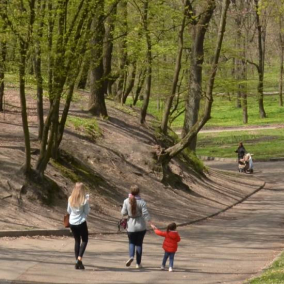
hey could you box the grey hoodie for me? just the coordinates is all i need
[121,197,151,232]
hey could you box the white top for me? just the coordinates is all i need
[67,199,90,225]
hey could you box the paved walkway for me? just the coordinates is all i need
[1,161,284,283]
[174,124,283,135]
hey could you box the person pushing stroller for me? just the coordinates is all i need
[235,142,253,173]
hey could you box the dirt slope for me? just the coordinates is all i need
[0,90,263,233]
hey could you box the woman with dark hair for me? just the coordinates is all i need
[235,142,246,161]
[121,185,151,269]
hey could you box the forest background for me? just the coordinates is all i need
[0,0,284,178]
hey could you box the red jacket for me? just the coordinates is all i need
[154,229,181,253]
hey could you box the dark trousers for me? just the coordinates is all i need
[70,221,88,260]
[162,251,175,268]
[127,230,146,265]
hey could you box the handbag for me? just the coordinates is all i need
[118,218,127,231]
[64,213,70,228]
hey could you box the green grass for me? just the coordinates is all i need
[66,116,101,139]
[127,94,284,129]
[247,252,284,283]
[196,129,284,160]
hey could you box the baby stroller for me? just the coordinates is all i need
[238,153,253,174]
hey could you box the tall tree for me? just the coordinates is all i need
[89,0,108,117]
[0,2,7,112]
[34,0,46,140]
[140,0,152,124]
[182,0,216,151]
[161,1,187,134]
[254,0,266,118]
[158,0,230,178]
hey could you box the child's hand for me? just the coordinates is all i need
[151,224,157,230]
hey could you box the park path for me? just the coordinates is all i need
[174,124,283,135]
[1,161,284,284]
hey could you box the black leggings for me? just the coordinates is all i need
[70,221,88,259]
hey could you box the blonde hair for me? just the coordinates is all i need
[69,182,86,208]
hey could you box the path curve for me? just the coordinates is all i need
[1,161,284,283]
[174,124,283,135]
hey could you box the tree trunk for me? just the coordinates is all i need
[19,43,32,174]
[0,0,7,112]
[254,0,266,118]
[89,0,108,117]
[279,46,284,107]
[122,61,137,104]
[116,0,128,102]
[47,0,54,104]
[133,68,146,105]
[279,18,284,107]
[182,1,216,151]
[161,6,186,134]
[241,56,248,124]
[160,0,229,169]
[0,38,6,112]
[140,0,152,124]
[34,0,46,140]
[78,58,90,89]
[103,2,117,95]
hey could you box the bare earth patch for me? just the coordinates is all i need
[0,89,264,233]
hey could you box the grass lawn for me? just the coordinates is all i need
[247,252,284,283]
[127,94,284,129]
[196,128,284,160]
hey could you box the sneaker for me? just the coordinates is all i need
[126,257,134,267]
[75,260,85,270]
[78,260,85,270]
[136,264,142,269]
[75,261,79,269]
[161,265,165,270]
[169,267,173,272]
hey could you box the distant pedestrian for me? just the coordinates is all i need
[121,185,152,269]
[67,182,90,270]
[151,223,181,272]
[235,142,246,161]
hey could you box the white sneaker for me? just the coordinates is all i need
[169,267,173,272]
[161,265,165,270]
[136,264,142,269]
[126,257,134,267]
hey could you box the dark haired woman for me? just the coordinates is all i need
[121,185,151,269]
[235,142,246,161]
[151,223,181,272]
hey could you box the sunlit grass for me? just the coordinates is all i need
[247,252,284,284]
[196,129,284,159]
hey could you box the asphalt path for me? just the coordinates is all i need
[1,161,284,284]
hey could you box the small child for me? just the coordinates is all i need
[151,223,181,272]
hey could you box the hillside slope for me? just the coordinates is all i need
[0,90,263,233]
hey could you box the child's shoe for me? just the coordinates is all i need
[136,264,142,269]
[169,267,173,272]
[126,257,134,267]
[160,265,165,270]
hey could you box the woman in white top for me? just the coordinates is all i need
[67,182,90,269]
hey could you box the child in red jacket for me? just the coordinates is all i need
[151,223,181,272]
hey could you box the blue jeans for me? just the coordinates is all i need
[128,230,146,265]
[162,251,175,268]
